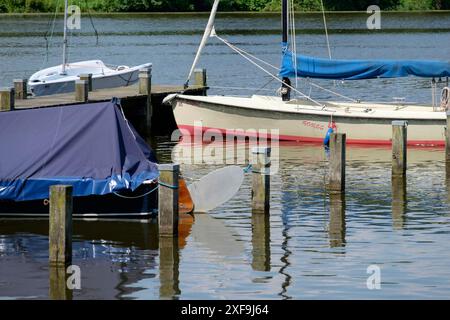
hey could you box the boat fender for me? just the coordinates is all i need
[163,94,179,105]
[324,122,337,146]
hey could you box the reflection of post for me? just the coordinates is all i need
[446,111,450,178]
[159,237,180,299]
[329,193,346,248]
[49,265,73,300]
[251,213,271,271]
[392,176,407,229]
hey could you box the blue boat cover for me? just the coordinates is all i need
[280,50,450,80]
[0,101,159,201]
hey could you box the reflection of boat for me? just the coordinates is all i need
[167,0,450,146]
[28,0,151,96]
[0,101,159,218]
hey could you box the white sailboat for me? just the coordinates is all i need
[166,0,450,146]
[28,0,151,97]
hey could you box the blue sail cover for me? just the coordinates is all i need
[0,101,159,202]
[280,50,450,80]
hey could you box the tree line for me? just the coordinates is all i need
[1,0,449,13]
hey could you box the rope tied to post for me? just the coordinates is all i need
[441,87,450,111]
[158,180,179,190]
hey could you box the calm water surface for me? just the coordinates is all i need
[1,12,450,300]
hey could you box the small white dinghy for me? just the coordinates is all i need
[29,60,151,96]
[28,0,151,97]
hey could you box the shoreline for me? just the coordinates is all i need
[0,10,450,17]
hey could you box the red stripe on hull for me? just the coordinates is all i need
[177,125,445,147]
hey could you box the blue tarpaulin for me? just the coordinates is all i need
[0,101,159,201]
[280,50,450,80]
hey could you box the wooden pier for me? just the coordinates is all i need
[1,68,208,137]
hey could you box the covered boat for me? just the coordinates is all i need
[0,100,159,218]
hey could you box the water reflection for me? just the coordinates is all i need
[251,213,271,272]
[392,177,407,229]
[159,237,180,300]
[49,265,72,300]
[329,193,346,248]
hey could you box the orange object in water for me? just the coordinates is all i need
[178,178,195,247]
[179,178,194,214]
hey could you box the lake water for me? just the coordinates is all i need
[1,12,450,300]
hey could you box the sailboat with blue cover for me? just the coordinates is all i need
[166,0,450,146]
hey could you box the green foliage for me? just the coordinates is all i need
[0,0,449,13]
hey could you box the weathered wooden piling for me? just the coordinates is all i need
[79,74,93,91]
[158,164,179,237]
[329,193,346,248]
[49,185,73,266]
[252,147,271,213]
[159,237,180,299]
[75,80,88,103]
[328,133,346,193]
[139,67,153,135]
[14,79,27,100]
[251,213,271,271]
[0,87,14,111]
[194,68,207,96]
[392,121,408,177]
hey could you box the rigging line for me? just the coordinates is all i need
[42,2,59,68]
[84,0,99,45]
[306,79,359,103]
[290,0,299,91]
[320,0,332,60]
[215,35,358,103]
[225,42,280,72]
[214,34,325,108]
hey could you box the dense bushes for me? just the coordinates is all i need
[0,0,448,13]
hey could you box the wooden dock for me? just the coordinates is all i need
[0,68,208,137]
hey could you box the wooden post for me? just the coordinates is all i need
[75,80,88,103]
[14,79,27,100]
[251,213,271,271]
[329,193,346,248]
[328,133,346,193]
[194,68,207,96]
[79,74,93,91]
[252,147,271,213]
[392,121,407,178]
[158,164,179,237]
[0,87,14,111]
[49,185,73,266]
[159,237,180,299]
[446,111,450,177]
[139,67,152,95]
[139,67,153,135]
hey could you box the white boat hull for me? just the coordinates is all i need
[169,94,447,146]
[28,60,152,96]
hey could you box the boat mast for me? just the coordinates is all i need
[281,0,291,101]
[61,0,69,75]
